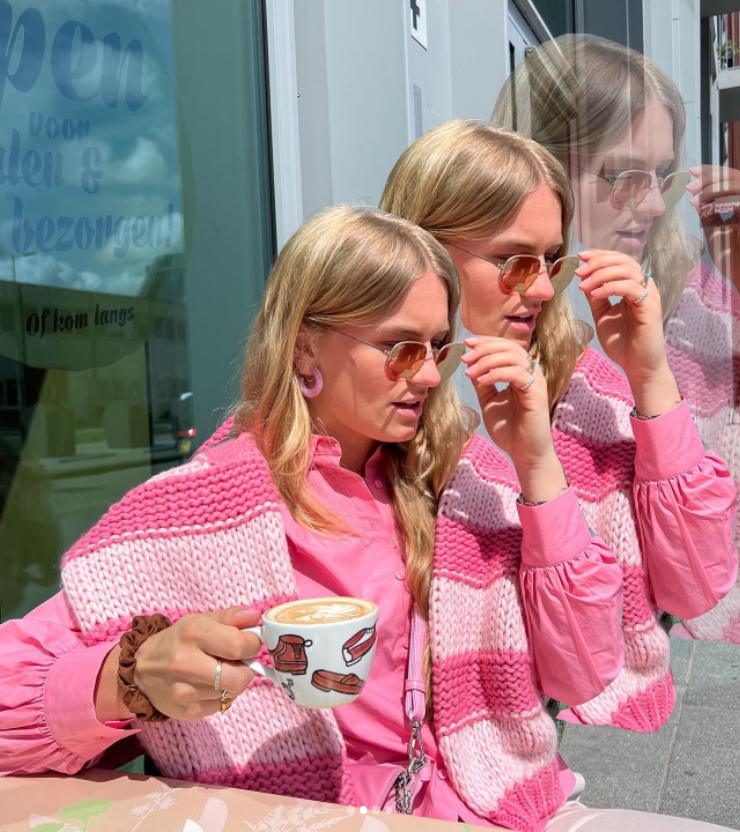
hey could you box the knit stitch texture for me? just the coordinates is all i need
[664,265,740,642]
[61,427,571,830]
[551,347,675,730]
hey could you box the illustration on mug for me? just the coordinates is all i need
[342,623,377,666]
[269,634,313,676]
[311,669,365,695]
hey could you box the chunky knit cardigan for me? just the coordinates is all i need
[550,347,676,729]
[59,428,582,831]
[663,264,740,642]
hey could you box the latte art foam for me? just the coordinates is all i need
[268,598,374,625]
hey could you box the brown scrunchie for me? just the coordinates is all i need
[118,614,172,723]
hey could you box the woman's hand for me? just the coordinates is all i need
[576,250,681,417]
[687,164,740,291]
[576,249,667,378]
[126,606,261,721]
[462,337,567,501]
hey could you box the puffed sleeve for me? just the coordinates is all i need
[0,593,140,775]
[632,399,738,619]
[518,488,624,706]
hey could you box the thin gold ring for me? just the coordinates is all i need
[214,659,223,691]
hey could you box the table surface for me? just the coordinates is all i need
[0,769,467,832]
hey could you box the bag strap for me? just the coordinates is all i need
[395,604,432,814]
[404,604,428,723]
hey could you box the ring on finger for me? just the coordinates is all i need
[220,690,233,714]
[214,659,223,692]
[639,269,652,289]
[519,360,539,390]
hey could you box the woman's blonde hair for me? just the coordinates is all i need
[234,205,474,625]
[380,119,590,410]
[492,33,696,318]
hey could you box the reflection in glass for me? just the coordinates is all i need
[493,34,740,644]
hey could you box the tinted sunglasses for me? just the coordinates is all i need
[574,164,690,210]
[335,331,466,381]
[447,243,579,295]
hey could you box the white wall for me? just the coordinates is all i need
[643,0,702,236]
[291,0,410,223]
[269,0,516,240]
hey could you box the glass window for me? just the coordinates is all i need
[0,0,273,621]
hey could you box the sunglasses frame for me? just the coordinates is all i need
[572,163,690,210]
[447,243,579,296]
[334,331,466,381]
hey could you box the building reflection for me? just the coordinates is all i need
[0,253,193,620]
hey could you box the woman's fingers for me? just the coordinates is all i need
[462,337,529,368]
[583,278,648,302]
[464,351,530,381]
[579,266,644,294]
[188,617,262,662]
[576,251,641,277]
[477,366,534,388]
[171,648,255,694]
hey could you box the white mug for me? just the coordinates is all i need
[244,596,379,709]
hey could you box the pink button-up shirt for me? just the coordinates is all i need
[0,406,735,826]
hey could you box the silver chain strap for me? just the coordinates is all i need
[394,719,427,814]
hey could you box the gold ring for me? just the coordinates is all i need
[526,357,536,375]
[639,270,651,289]
[220,690,232,713]
[214,659,223,691]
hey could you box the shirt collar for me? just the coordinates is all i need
[306,434,386,479]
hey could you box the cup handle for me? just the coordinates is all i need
[242,625,280,685]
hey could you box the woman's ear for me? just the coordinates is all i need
[294,324,314,371]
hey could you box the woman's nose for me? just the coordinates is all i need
[411,353,443,388]
[523,266,555,301]
[635,181,667,218]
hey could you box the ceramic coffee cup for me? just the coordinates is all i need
[243,596,379,709]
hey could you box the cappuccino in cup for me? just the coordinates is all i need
[245,596,378,709]
[266,598,374,625]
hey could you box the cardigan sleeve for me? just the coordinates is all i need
[518,488,624,706]
[0,592,139,776]
[631,399,738,619]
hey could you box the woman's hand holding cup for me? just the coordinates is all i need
[131,606,262,721]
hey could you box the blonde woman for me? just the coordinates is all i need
[0,206,733,831]
[380,119,737,741]
[493,34,740,643]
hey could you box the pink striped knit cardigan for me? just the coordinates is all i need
[550,347,676,730]
[59,427,569,831]
[663,265,740,642]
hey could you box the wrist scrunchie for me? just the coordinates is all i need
[118,614,172,723]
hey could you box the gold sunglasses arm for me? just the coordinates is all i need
[335,330,393,359]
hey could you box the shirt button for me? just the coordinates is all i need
[395,571,405,580]
[401,637,410,649]
[374,479,383,489]
[438,770,446,780]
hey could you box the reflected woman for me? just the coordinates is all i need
[492,34,740,643]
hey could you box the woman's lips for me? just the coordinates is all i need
[504,314,536,332]
[616,229,648,249]
[391,401,423,418]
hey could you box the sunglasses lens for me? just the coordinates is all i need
[612,171,651,207]
[502,256,540,293]
[435,343,466,380]
[660,171,690,208]
[387,342,427,379]
[549,256,580,294]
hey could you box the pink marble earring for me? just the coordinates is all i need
[298,367,323,398]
